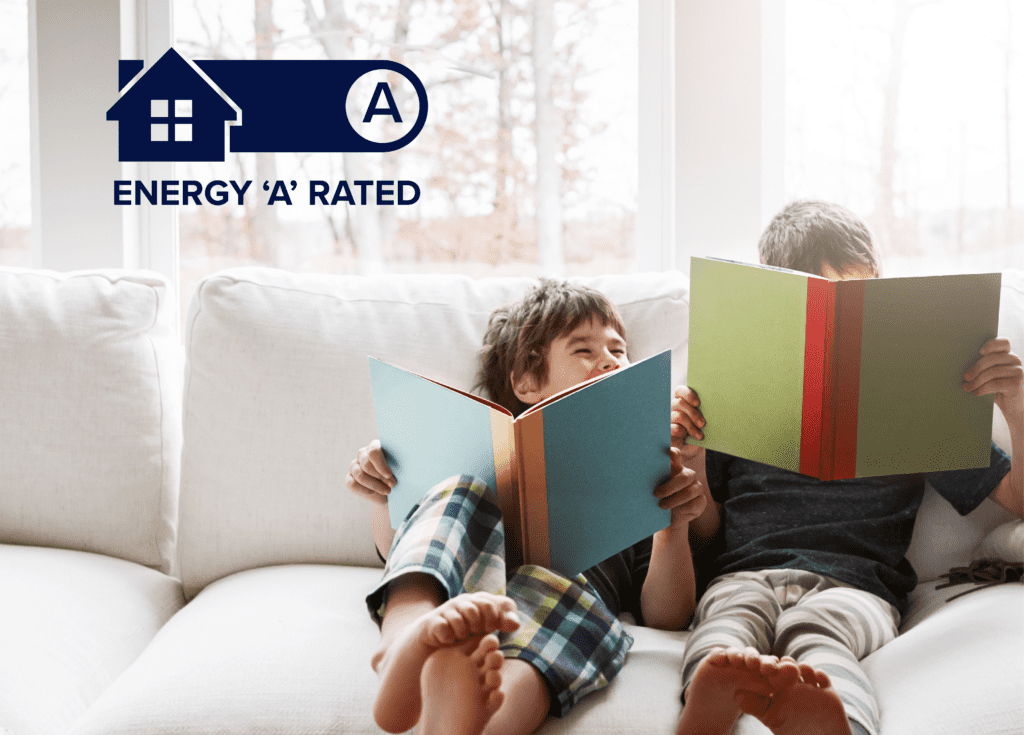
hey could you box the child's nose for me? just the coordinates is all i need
[598,353,620,371]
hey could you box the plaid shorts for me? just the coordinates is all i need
[365,475,633,717]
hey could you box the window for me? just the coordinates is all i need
[151,98,192,142]
[0,0,31,268]
[173,0,639,314]
[785,0,1024,275]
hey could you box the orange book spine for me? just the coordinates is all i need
[513,411,550,569]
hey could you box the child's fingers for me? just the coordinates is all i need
[964,364,1024,395]
[673,385,701,407]
[978,337,1012,355]
[674,442,704,461]
[362,440,396,486]
[964,351,1022,384]
[669,447,684,476]
[670,409,704,441]
[347,459,392,497]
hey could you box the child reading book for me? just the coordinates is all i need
[672,200,1022,735]
[346,279,709,735]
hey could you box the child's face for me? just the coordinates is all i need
[819,262,875,280]
[513,317,629,405]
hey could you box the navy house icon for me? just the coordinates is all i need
[107,48,428,162]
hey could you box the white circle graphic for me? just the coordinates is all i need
[345,69,421,145]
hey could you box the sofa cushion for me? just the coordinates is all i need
[0,267,181,573]
[863,583,1024,734]
[178,268,690,599]
[66,564,388,735]
[0,544,184,735]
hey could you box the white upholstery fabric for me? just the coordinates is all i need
[0,544,184,735]
[0,268,181,573]
[67,564,388,735]
[864,584,1024,735]
[178,268,690,599]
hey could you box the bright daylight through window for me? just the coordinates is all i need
[786,0,1023,275]
[173,0,639,315]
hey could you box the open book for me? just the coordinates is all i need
[687,256,1001,480]
[368,351,672,577]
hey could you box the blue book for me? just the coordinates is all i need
[368,351,672,577]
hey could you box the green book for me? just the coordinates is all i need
[368,352,672,578]
[687,256,1000,479]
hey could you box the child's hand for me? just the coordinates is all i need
[964,338,1023,421]
[671,385,706,460]
[654,447,709,529]
[345,439,396,505]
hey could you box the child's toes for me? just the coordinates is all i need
[441,608,470,640]
[757,655,781,678]
[706,647,730,666]
[766,657,800,689]
[797,662,818,684]
[469,634,501,666]
[484,687,505,718]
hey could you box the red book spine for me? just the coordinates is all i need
[819,281,839,481]
[800,278,830,478]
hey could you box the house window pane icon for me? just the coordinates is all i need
[175,124,193,142]
[175,99,193,117]
[151,123,169,142]
[151,100,168,118]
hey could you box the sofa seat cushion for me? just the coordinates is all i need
[0,544,184,735]
[67,564,387,735]
[544,623,689,734]
[863,583,1024,734]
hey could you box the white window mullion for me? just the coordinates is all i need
[637,1,676,273]
[124,0,178,313]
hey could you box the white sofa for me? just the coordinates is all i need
[1,265,1021,735]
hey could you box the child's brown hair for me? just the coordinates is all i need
[477,279,627,417]
[758,200,882,277]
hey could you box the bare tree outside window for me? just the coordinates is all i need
[174,0,638,310]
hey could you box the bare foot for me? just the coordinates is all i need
[676,647,781,735]
[373,592,521,733]
[419,634,506,735]
[734,660,854,735]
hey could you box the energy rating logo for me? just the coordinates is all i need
[107,48,428,163]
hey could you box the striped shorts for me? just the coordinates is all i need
[365,475,633,718]
[681,569,900,735]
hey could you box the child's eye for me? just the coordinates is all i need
[575,348,592,355]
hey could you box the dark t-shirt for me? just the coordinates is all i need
[703,444,1011,615]
[583,536,653,624]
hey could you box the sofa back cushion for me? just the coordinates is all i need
[0,268,181,574]
[177,268,690,599]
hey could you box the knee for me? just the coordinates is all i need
[510,564,574,594]
[775,605,857,653]
[421,474,498,508]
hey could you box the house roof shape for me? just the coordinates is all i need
[107,48,239,162]
[107,48,238,123]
